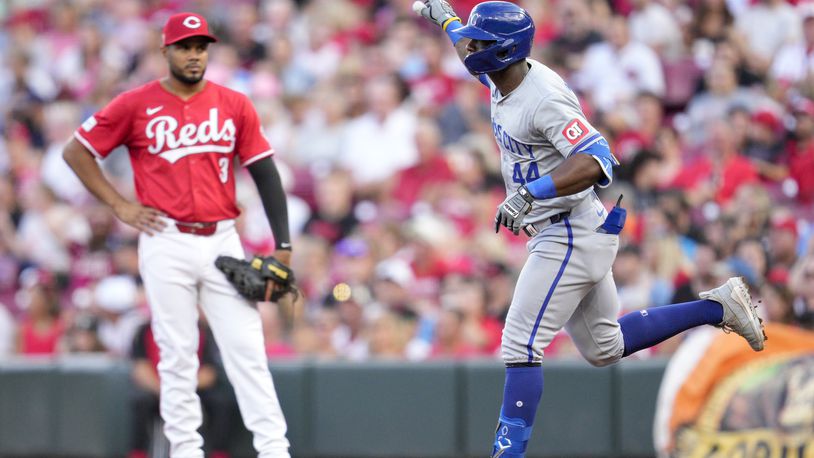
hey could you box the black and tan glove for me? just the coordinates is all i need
[215,255,299,302]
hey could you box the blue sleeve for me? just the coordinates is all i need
[574,137,618,188]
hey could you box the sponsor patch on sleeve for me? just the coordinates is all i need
[81,116,97,132]
[561,119,589,145]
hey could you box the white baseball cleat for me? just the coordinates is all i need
[700,277,767,351]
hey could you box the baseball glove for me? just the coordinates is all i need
[215,255,298,302]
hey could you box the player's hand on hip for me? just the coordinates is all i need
[495,186,535,235]
[415,0,459,28]
[113,200,167,236]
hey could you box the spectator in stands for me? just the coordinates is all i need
[390,118,455,213]
[128,320,233,458]
[689,0,734,70]
[16,183,90,274]
[730,238,769,287]
[326,288,369,361]
[439,275,501,354]
[614,92,665,162]
[309,306,343,359]
[290,235,332,302]
[435,79,491,145]
[339,73,418,195]
[267,35,314,96]
[226,3,267,68]
[574,15,665,112]
[332,237,376,286]
[0,301,14,359]
[285,88,348,169]
[93,275,146,357]
[768,213,800,273]
[39,102,87,204]
[624,151,662,211]
[789,253,814,328]
[429,307,477,359]
[546,0,603,75]
[742,109,787,182]
[651,126,685,187]
[733,0,802,75]
[15,268,63,356]
[367,309,414,360]
[671,120,759,205]
[628,0,684,59]
[407,35,459,109]
[788,99,814,204]
[760,279,796,324]
[671,242,732,304]
[683,58,776,145]
[770,9,814,91]
[371,258,416,311]
[614,245,672,314]
[63,312,106,354]
[726,184,773,243]
[68,205,116,293]
[258,302,297,359]
[302,169,358,244]
[0,208,20,309]
[483,262,513,325]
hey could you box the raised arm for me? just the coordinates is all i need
[415,1,489,85]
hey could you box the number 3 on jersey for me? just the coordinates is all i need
[512,162,540,185]
[218,157,230,183]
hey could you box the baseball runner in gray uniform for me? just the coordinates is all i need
[415,2,767,457]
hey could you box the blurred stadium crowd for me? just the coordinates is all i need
[1,0,813,363]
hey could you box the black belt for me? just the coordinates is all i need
[522,210,571,237]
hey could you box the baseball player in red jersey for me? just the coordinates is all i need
[63,13,292,458]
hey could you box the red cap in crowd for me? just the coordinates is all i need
[751,109,781,132]
[162,12,218,46]
[771,215,798,238]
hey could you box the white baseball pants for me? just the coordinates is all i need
[139,219,290,458]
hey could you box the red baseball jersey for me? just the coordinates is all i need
[74,80,273,222]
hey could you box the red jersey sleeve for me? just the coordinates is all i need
[73,94,133,159]
[236,96,274,167]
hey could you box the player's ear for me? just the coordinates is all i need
[160,46,168,59]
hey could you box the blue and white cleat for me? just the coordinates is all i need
[700,276,767,351]
[491,416,533,458]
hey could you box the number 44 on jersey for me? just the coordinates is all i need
[512,162,541,185]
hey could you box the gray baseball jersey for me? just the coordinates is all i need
[490,59,611,224]
[488,59,624,365]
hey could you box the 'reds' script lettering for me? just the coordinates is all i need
[146,108,236,163]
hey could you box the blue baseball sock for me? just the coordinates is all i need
[619,299,723,356]
[500,365,543,424]
[492,365,543,456]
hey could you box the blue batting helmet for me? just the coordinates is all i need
[457,1,535,74]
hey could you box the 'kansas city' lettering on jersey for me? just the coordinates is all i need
[492,119,534,157]
[146,108,236,163]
